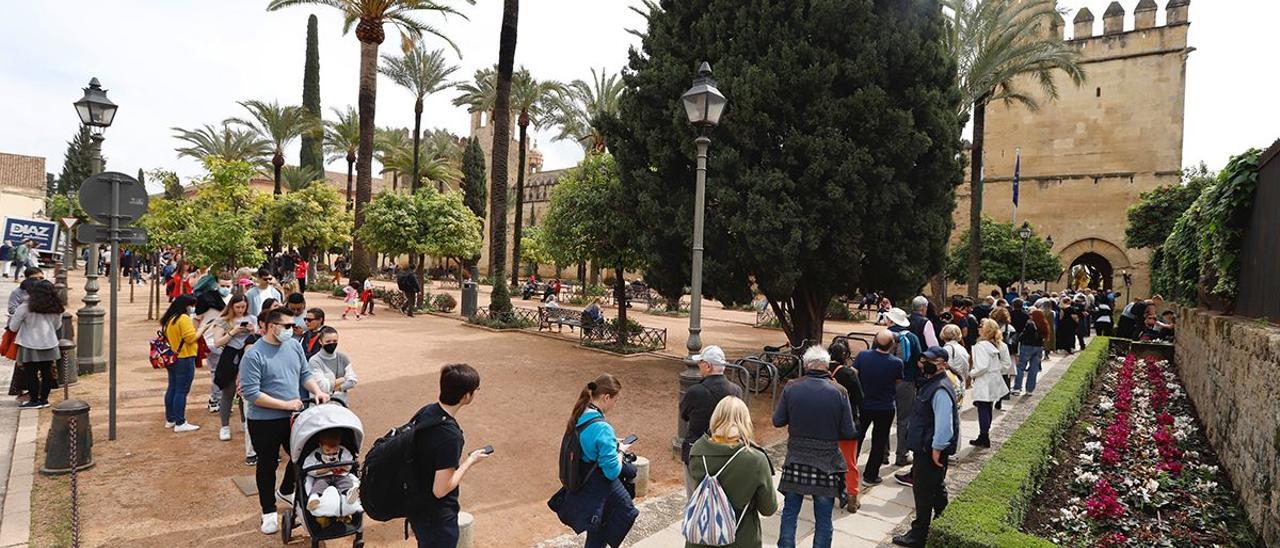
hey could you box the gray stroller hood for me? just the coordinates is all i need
[290,402,365,462]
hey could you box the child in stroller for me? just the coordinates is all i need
[282,400,366,547]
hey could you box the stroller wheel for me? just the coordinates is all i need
[353,533,364,548]
[311,539,321,548]
[280,509,293,544]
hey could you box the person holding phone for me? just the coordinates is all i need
[210,295,257,444]
[554,374,639,548]
[409,363,490,547]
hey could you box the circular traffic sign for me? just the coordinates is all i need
[78,172,149,225]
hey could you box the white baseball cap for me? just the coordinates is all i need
[692,345,728,367]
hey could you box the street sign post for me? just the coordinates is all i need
[77,172,148,441]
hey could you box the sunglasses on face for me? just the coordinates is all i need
[305,317,318,323]
[273,322,293,327]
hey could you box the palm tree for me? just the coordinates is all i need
[487,0,518,313]
[266,0,473,282]
[226,99,318,196]
[379,44,460,192]
[945,0,1085,297]
[323,106,360,211]
[509,68,561,286]
[281,165,326,192]
[171,123,271,165]
[374,127,411,191]
[452,67,497,115]
[545,68,624,153]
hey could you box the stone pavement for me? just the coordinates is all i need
[0,278,38,548]
[627,347,1084,548]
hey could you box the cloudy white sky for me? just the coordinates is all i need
[1,0,1276,191]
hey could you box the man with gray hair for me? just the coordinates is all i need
[774,345,857,547]
[910,296,940,348]
[680,345,743,478]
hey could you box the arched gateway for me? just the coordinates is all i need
[1056,238,1131,291]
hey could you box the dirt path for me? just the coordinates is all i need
[35,273,823,547]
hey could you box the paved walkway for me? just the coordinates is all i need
[0,278,39,548]
[627,347,1085,547]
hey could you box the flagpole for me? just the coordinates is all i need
[1012,147,1021,225]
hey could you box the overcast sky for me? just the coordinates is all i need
[1,0,1275,191]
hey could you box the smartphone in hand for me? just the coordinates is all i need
[481,445,495,455]
[622,434,639,445]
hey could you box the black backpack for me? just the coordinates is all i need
[360,406,449,522]
[558,416,604,492]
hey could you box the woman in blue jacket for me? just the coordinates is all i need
[558,374,639,547]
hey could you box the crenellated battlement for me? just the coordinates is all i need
[1059,1,1189,51]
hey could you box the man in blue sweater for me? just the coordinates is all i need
[240,307,329,535]
[892,346,959,547]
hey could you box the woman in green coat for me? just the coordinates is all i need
[686,396,779,548]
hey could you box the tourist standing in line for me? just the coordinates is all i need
[1073,296,1091,349]
[159,294,201,431]
[284,292,308,337]
[684,396,778,548]
[885,308,921,473]
[245,268,283,317]
[940,324,970,404]
[239,307,329,535]
[891,346,959,548]
[828,341,864,512]
[0,241,11,278]
[1094,303,1113,337]
[7,280,62,409]
[1056,297,1079,354]
[307,327,358,404]
[554,374,639,548]
[853,331,902,488]
[679,345,744,489]
[909,296,940,348]
[969,319,1011,448]
[300,308,327,358]
[198,300,228,415]
[408,363,489,547]
[6,268,44,401]
[990,307,1016,409]
[774,346,856,548]
[1013,309,1049,396]
[210,294,256,445]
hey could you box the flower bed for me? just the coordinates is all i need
[1024,353,1258,546]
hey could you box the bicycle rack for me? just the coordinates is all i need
[730,356,781,403]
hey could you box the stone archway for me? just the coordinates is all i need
[1055,238,1132,290]
[1069,252,1114,290]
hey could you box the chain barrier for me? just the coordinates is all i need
[61,346,70,401]
[69,415,81,548]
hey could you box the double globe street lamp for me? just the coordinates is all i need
[676,62,727,447]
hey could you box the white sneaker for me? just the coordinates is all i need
[164,421,175,428]
[260,512,279,534]
[174,423,201,433]
[219,426,232,441]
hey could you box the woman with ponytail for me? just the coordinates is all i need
[685,396,778,547]
[555,374,639,547]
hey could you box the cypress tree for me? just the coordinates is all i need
[461,137,487,220]
[57,125,97,194]
[45,173,56,197]
[299,14,324,174]
[610,0,963,344]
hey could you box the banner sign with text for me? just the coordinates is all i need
[2,217,60,252]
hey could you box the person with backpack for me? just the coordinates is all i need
[891,346,959,548]
[684,396,777,547]
[885,307,922,476]
[853,331,902,488]
[773,346,857,548]
[550,374,639,548]
[159,294,201,431]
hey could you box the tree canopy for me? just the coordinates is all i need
[265,182,352,254]
[138,157,269,267]
[357,187,481,262]
[611,0,963,344]
[944,217,1060,292]
[460,137,486,219]
[56,125,97,195]
[1125,163,1213,250]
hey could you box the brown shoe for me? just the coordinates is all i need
[846,497,860,513]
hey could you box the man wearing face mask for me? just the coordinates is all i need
[239,307,330,535]
[307,326,358,404]
[891,346,959,548]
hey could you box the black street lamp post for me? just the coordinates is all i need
[1018,222,1032,297]
[1043,234,1054,293]
[676,62,727,450]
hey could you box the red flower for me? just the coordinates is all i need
[1158,460,1184,476]
[1085,479,1128,520]
[1097,531,1128,548]
[1156,412,1175,426]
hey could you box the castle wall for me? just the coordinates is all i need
[951,2,1192,301]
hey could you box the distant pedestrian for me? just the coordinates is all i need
[342,281,362,321]
[891,346,959,547]
[7,280,62,409]
[684,396,778,548]
[1093,304,1113,337]
[159,294,201,431]
[397,267,422,317]
[361,277,376,316]
[0,240,12,278]
[773,346,857,548]
[679,345,744,489]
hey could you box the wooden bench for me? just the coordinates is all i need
[538,306,603,333]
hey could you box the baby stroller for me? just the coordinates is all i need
[282,400,365,547]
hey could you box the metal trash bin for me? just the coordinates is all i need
[461,281,478,317]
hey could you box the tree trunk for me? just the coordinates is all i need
[614,264,628,347]
[770,285,827,347]
[511,119,528,288]
[345,155,354,212]
[487,0,519,314]
[271,154,284,257]
[577,262,587,285]
[351,38,380,283]
[966,98,987,298]
[411,98,423,192]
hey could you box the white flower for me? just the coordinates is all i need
[1079,452,1094,463]
[1076,471,1100,486]
[1144,478,1160,492]
[1084,441,1103,454]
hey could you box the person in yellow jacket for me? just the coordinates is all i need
[161,294,201,432]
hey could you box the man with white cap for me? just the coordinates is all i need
[679,345,743,491]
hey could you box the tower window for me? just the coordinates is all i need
[1096,87,1101,98]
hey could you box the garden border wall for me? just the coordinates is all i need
[1175,307,1280,545]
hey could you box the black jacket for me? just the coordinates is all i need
[832,364,864,425]
[397,271,421,293]
[679,374,743,462]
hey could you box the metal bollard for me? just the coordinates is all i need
[457,511,474,548]
[41,399,94,475]
[634,456,650,498]
[58,337,78,390]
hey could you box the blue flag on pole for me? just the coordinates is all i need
[1011,150,1021,207]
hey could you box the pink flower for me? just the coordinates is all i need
[1156,412,1175,426]
[1158,460,1184,476]
[1085,479,1128,520]
[1097,531,1128,547]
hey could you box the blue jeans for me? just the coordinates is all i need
[778,492,834,548]
[164,357,196,425]
[1016,345,1043,393]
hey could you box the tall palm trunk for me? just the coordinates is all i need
[488,0,519,314]
[511,114,528,287]
[966,97,988,298]
[412,99,423,192]
[272,152,284,256]
[351,32,381,283]
[345,153,355,212]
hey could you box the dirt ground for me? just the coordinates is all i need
[29,274,872,547]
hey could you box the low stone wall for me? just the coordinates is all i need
[1175,307,1280,545]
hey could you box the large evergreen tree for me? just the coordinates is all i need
[300,14,325,174]
[57,125,97,194]
[612,0,963,345]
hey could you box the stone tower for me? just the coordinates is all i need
[953,0,1193,300]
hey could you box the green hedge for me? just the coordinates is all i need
[928,337,1112,547]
